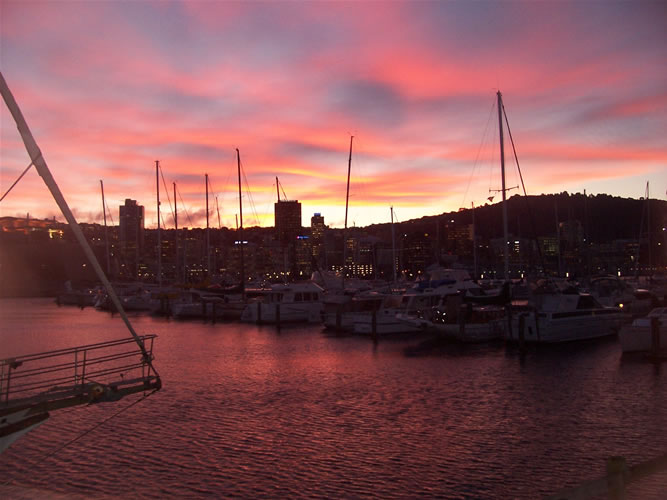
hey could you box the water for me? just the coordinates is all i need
[1,298,666,498]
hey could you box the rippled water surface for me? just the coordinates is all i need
[1,298,666,498]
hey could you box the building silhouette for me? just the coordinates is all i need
[310,213,325,266]
[119,199,144,278]
[275,200,302,245]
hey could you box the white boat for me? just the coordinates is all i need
[0,71,161,454]
[618,307,667,353]
[354,282,463,336]
[427,300,506,343]
[241,282,324,324]
[170,289,250,320]
[587,276,659,317]
[323,292,386,332]
[505,282,626,343]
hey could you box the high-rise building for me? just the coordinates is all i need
[119,199,144,278]
[274,200,302,245]
[310,213,325,262]
[119,199,144,251]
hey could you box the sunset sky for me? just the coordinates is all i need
[1,1,665,230]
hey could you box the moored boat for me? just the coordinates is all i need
[618,307,667,353]
[241,282,324,324]
[505,281,626,344]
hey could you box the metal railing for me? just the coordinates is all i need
[1,335,158,409]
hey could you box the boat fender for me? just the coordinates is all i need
[90,384,105,400]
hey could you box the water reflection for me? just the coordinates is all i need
[1,299,666,499]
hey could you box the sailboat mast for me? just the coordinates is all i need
[100,180,111,276]
[205,173,210,280]
[237,149,245,298]
[156,160,162,288]
[647,181,651,276]
[343,135,354,286]
[391,206,397,284]
[555,199,562,277]
[472,202,477,280]
[174,182,179,284]
[0,71,155,368]
[497,91,509,281]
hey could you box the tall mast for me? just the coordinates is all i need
[555,198,561,277]
[472,202,477,280]
[0,71,155,368]
[100,180,111,276]
[497,91,509,281]
[647,181,651,276]
[174,182,179,284]
[237,149,245,298]
[276,176,280,202]
[391,206,397,284]
[343,135,353,287]
[205,173,210,280]
[156,160,161,288]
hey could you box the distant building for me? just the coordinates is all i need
[275,200,302,245]
[311,213,325,263]
[119,199,144,251]
[119,199,144,278]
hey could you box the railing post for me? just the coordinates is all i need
[81,350,87,388]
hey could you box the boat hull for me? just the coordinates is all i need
[507,309,625,343]
[0,410,49,454]
[241,301,322,324]
[432,320,505,343]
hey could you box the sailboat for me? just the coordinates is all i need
[397,92,514,342]
[496,91,626,344]
[0,72,161,454]
[213,149,251,320]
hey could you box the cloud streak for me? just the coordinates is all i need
[1,1,665,228]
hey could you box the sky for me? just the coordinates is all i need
[1,0,665,230]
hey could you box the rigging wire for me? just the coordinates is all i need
[215,195,222,229]
[206,176,224,229]
[105,202,115,225]
[159,165,175,227]
[0,389,158,486]
[176,186,194,227]
[0,158,36,203]
[460,96,496,209]
[276,177,289,201]
[501,103,528,197]
[239,156,260,227]
[501,101,545,275]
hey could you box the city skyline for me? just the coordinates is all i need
[1,1,665,230]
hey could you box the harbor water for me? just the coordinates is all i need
[1,298,666,498]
